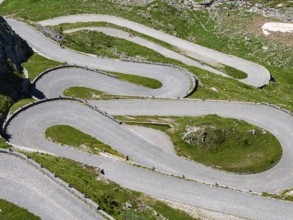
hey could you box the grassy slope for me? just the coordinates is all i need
[28,153,196,220]
[1,1,292,109]
[63,86,140,100]
[22,53,61,82]
[64,30,168,65]
[45,125,123,157]
[0,95,12,114]
[54,19,293,109]
[55,22,289,107]
[8,98,34,115]
[0,138,10,149]
[117,115,282,173]
[0,198,40,220]
[223,66,247,79]
[23,53,162,93]
[109,71,162,89]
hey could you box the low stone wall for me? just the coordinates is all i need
[1,96,122,137]
[0,148,114,220]
[31,64,117,86]
[121,57,198,97]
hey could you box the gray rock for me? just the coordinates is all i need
[0,16,33,76]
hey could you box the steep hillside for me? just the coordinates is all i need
[0,16,33,115]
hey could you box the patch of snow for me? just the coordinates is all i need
[261,22,293,35]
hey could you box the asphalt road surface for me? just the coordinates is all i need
[2,14,293,220]
[0,153,104,220]
[7,18,194,99]
[39,14,271,87]
[5,100,293,220]
[64,27,227,78]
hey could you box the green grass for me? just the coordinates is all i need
[248,0,293,7]
[63,87,114,99]
[109,71,162,89]
[63,30,169,65]
[262,189,293,202]
[63,86,139,100]
[281,189,293,201]
[8,98,34,115]
[45,125,123,157]
[1,0,293,112]
[142,196,196,220]
[123,121,170,133]
[116,115,282,173]
[22,53,61,81]
[27,30,163,90]
[0,95,12,114]
[27,153,196,220]
[0,138,10,149]
[0,198,40,220]
[223,66,247,79]
[52,21,293,111]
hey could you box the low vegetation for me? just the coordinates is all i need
[262,189,293,202]
[223,66,247,79]
[28,153,196,220]
[1,0,292,109]
[0,198,40,220]
[117,115,282,173]
[22,53,61,81]
[45,125,123,157]
[109,71,162,89]
[8,98,34,115]
[53,20,293,111]
[0,95,11,114]
[63,87,138,100]
[63,30,169,65]
[0,138,10,149]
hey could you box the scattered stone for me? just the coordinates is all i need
[211,87,219,92]
[36,24,64,42]
[262,46,269,51]
[110,0,154,6]
[248,129,256,135]
[122,201,132,210]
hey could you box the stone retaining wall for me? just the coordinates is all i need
[0,148,114,220]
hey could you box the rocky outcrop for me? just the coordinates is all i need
[0,16,33,77]
[0,16,33,122]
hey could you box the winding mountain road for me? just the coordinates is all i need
[64,27,227,78]
[7,18,194,99]
[0,152,104,220]
[2,15,293,220]
[6,99,293,193]
[31,66,191,99]
[4,99,293,220]
[39,14,271,87]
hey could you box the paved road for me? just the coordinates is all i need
[6,99,293,193]
[0,153,104,220]
[5,99,293,220]
[32,66,190,99]
[65,27,227,78]
[7,18,194,99]
[39,14,271,87]
[3,15,293,220]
